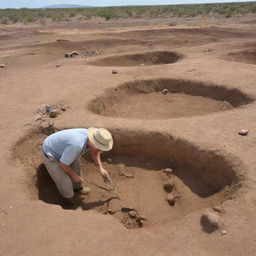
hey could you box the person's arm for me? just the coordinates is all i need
[60,162,83,184]
[91,150,111,181]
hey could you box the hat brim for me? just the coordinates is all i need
[88,127,113,151]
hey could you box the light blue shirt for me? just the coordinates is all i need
[42,128,88,165]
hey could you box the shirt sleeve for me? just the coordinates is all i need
[60,144,82,165]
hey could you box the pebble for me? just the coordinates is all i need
[49,110,59,118]
[221,230,227,235]
[56,64,61,68]
[238,129,249,136]
[112,70,119,74]
[162,89,169,95]
[107,158,112,163]
[163,168,173,175]
[212,206,223,213]
[60,104,69,111]
[166,193,176,206]
[45,105,52,113]
[0,64,6,68]
[128,210,137,218]
[201,212,219,227]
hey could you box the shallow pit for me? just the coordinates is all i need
[225,48,256,65]
[14,127,244,229]
[88,78,253,119]
[89,51,182,66]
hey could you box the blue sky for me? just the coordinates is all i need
[0,0,255,9]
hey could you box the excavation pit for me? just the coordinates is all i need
[14,128,244,229]
[88,79,253,119]
[89,51,182,66]
[225,49,256,65]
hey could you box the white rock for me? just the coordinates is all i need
[238,129,249,136]
[201,212,219,227]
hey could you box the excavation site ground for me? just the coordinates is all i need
[1,16,256,255]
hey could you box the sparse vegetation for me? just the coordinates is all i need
[0,2,256,24]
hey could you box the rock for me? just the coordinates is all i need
[107,158,112,163]
[45,105,52,113]
[112,70,119,74]
[166,193,176,206]
[128,210,137,218]
[162,89,169,95]
[220,230,227,235]
[64,53,71,58]
[163,182,175,193]
[0,64,6,68]
[71,51,79,57]
[56,64,61,68]
[201,212,219,227]
[238,129,249,136]
[163,168,173,175]
[49,110,59,118]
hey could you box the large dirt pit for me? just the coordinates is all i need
[88,79,253,119]
[89,51,182,66]
[14,127,244,229]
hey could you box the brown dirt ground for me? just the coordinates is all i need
[1,15,256,255]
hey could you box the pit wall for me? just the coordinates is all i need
[108,128,246,193]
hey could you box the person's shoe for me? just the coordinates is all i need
[74,186,91,195]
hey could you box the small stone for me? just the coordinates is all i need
[71,51,79,57]
[201,212,219,227]
[162,89,169,95]
[49,110,59,118]
[45,105,52,113]
[56,64,61,68]
[60,104,69,111]
[163,182,174,193]
[163,168,173,175]
[48,120,54,127]
[112,70,119,74]
[0,64,6,68]
[238,129,249,136]
[128,210,137,218]
[166,193,176,206]
[107,158,112,163]
[221,230,227,235]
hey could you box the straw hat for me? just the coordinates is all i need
[88,127,113,151]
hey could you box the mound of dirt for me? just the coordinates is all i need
[89,51,182,66]
[14,127,244,229]
[88,78,253,119]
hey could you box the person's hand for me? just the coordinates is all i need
[71,174,83,184]
[99,168,111,182]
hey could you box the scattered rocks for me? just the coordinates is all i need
[238,129,249,136]
[0,64,6,68]
[162,89,169,95]
[201,212,219,227]
[112,70,119,74]
[49,110,59,118]
[83,50,100,57]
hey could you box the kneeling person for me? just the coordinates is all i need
[41,127,113,199]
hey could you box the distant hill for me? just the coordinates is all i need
[43,4,93,9]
